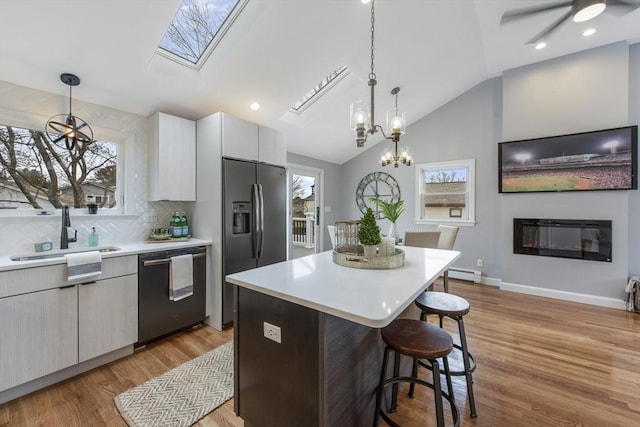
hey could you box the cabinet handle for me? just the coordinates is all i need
[58,284,75,289]
[142,252,206,267]
[80,281,97,286]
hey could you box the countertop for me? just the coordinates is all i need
[226,246,460,328]
[0,238,212,272]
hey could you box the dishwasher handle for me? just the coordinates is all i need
[142,252,206,267]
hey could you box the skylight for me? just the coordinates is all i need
[158,0,247,68]
[291,66,350,113]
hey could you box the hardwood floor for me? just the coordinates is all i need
[1,279,639,426]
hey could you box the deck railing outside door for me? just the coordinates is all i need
[292,212,315,248]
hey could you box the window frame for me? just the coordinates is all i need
[414,158,476,227]
[0,115,129,217]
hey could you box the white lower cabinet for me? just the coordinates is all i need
[0,286,78,391]
[0,255,138,393]
[78,274,138,363]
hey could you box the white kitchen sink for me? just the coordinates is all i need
[10,246,121,262]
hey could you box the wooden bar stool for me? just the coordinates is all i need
[414,291,477,418]
[374,318,460,427]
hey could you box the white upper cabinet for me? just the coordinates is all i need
[148,112,196,201]
[258,125,286,166]
[221,114,259,161]
[219,113,285,166]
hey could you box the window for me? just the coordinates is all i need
[415,159,475,225]
[290,65,350,113]
[0,123,119,211]
[157,0,247,69]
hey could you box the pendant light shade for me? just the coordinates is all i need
[46,73,94,151]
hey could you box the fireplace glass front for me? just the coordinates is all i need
[513,218,612,262]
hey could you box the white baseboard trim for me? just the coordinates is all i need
[500,281,626,310]
[449,267,482,283]
[480,276,501,287]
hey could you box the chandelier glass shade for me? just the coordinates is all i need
[349,0,410,167]
[46,73,94,151]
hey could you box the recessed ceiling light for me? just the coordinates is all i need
[250,102,260,110]
[535,42,547,50]
[361,0,371,3]
[583,28,596,37]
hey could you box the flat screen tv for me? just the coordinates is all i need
[498,125,638,193]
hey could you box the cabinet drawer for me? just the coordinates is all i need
[0,255,137,298]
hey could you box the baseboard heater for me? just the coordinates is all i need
[449,267,481,284]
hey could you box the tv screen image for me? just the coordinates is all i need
[498,126,638,193]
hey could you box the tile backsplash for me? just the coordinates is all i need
[0,80,191,255]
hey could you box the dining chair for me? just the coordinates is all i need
[404,231,441,249]
[435,225,459,292]
[327,225,337,249]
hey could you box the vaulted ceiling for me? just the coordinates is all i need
[1,0,639,164]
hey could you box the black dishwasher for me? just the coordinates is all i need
[137,246,206,345]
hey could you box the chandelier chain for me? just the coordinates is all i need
[369,0,375,80]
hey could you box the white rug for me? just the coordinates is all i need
[115,341,234,427]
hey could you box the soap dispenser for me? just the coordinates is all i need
[88,227,99,247]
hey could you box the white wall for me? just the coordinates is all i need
[501,43,630,300]
[0,80,190,254]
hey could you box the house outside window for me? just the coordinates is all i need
[0,123,119,211]
[415,158,475,226]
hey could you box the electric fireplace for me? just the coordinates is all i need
[513,218,612,262]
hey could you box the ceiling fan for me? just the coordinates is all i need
[501,0,640,44]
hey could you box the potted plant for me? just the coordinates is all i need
[369,198,404,242]
[358,207,381,259]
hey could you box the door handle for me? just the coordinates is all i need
[252,184,260,259]
[257,184,264,258]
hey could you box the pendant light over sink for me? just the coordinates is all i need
[46,73,94,151]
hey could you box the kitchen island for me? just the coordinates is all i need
[226,246,460,426]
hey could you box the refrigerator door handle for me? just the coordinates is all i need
[252,183,260,259]
[257,184,265,258]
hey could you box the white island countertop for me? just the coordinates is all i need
[227,246,460,328]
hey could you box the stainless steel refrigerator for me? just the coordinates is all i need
[222,158,287,327]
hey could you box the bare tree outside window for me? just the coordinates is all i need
[0,124,117,210]
[159,0,240,64]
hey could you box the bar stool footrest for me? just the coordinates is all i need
[417,346,476,376]
[378,376,460,427]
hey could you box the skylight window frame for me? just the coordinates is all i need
[156,0,249,70]
[290,66,351,114]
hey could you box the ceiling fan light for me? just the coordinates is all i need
[573,1,606,23]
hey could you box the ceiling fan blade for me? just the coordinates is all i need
[501,1,573,24]
[526,10,573,44]
[606,0,640,16]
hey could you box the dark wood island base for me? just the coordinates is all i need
[234,286,419,426]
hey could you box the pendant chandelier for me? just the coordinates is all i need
[349,0,412,167]
[46,73,94,151]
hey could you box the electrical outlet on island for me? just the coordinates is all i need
[263,322,282,343]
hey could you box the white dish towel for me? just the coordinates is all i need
[170,254,193,301]
[65,251,102,282]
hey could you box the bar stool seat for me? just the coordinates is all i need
[374,319,460,427]
[415,291,477,418]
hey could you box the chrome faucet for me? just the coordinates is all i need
[60,205,77,249]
